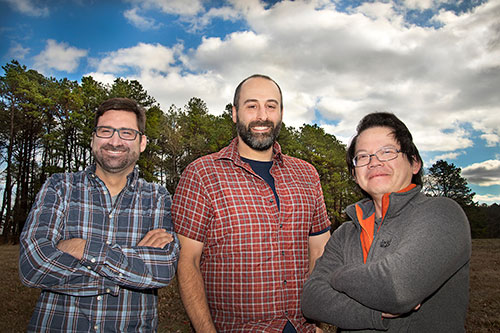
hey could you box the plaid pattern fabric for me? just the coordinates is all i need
[172,138,331,332]
[19,165,179,332]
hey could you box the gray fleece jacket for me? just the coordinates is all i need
[301,186,471,332]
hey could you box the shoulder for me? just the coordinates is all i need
[281,154,319,176]
[410,194,469,230]
[136,178,170,196]
[45,171,85,188]
[414,194,465,215]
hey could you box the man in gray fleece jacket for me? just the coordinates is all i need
[301,112,471,332]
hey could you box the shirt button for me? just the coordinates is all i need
[106,241,111,245]
[108,214,112,219]
[269,198,274,203]
[119,273,123,277]
[94,325,99,330]
[280,224,283,228]
[87,266,92,270]
[97,296,102,301]
[283,280,287,285]
[90,258,96,263]
[282,251,285,256]
[106,288,111,293]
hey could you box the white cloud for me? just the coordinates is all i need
[83,72,116,87]
[474,193,500,205]
[7,42,30,60]
[2,0,49,17]
[95,42,178,74]
[33,40,87,73]
[125,0,203,16]
[88,0,500,157]
[124,7,162,30]
[462,160,500,186]
[434,151,464,161]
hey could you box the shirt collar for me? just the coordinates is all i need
[85,164,140,188]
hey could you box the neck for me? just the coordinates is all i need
[373,196,383,218]
[237,137,274,161]
[95,166,132,197]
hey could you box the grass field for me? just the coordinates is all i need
[2,239,499,332]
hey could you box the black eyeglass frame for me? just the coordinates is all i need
[353,147,402,167]
[94,126,143,141]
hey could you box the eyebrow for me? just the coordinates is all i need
[243,98,279,105]
[355,145,398,154]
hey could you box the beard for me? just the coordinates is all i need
[236,117,282,151]
[92,143,139,174]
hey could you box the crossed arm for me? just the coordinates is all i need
[19,179,180,295]
[302,200,471,329]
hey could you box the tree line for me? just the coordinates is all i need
[1,60,498,243]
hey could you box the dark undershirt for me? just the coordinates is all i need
[241,156,280,210]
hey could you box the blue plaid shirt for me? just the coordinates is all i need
[19,165,179,332]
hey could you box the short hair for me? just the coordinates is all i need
[233,74,283,111]
[94,97,146,133]
[346,112,424,193]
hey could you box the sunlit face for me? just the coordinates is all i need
[232,77,283,151]
[353,126,421,201]
[91,110,146,176]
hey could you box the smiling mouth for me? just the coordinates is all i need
[369,173,387,179]
[251,126,270,132]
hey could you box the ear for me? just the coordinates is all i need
[411,157,422,175]
[140,135,147,153]
[352,169,358,183]
[232,105,237,124]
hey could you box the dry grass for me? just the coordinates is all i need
[2,239,499,332]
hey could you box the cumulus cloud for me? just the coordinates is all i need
[124,7,162,30]
[462,160,500,186]
[94,42,178,74]
[89,0,500,153]
[2,0,49,17]
[33,40,87,73]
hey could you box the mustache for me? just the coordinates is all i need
[101,143,128,152]
[248,120,274,129]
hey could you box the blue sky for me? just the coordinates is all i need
[1,0,499,204]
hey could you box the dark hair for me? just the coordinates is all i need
[233,74,283,111]
[346,112,423,194]
[94,97,146,134]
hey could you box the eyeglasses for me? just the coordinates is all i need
[353,147,401,167]
[94,126,143,141]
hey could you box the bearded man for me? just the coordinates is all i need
[19,97,179,332]
[172,74,331,332]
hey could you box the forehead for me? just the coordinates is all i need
[239,77,281,103]
[97,110,138,128]
[356,126,398,151]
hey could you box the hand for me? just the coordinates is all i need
[382,304,421,319]
[138,228,173,248]
[57,238,86,260]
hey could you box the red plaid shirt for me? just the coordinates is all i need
[172,138,330,332]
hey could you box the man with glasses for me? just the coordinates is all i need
[302,112,471,332]
[19,97,179,332]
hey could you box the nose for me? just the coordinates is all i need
[108,130,123,145]
[367,154,383,168]
[255,104,268,120]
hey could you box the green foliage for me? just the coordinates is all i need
[424,159,490,238]
[425,160,475,207]
[0,61,363,242]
